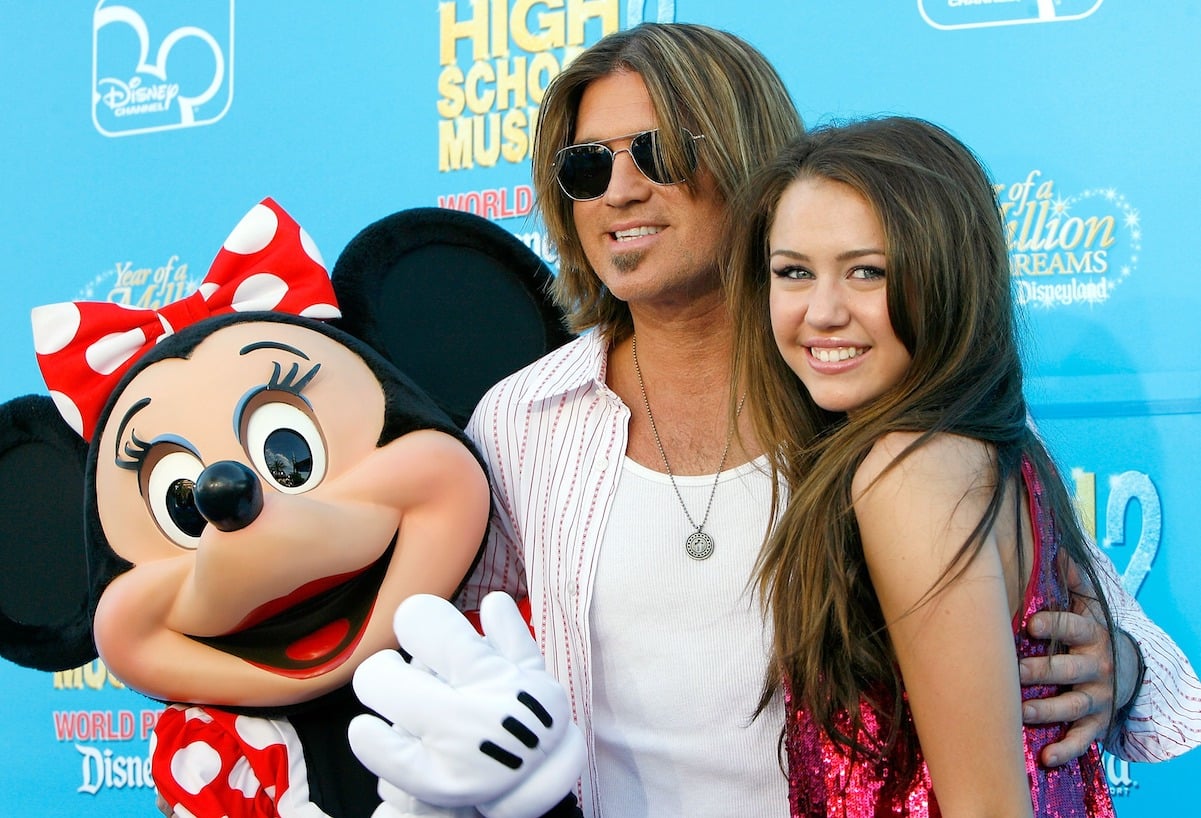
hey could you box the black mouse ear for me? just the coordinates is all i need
[330,207,574,427]
[0,395,96,671]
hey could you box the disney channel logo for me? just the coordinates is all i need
[92,0,234,138]
[919,0,1103,30]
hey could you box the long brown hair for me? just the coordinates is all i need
[532,22,802,340]
[725,116,1116,757]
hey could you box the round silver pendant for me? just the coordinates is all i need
[685,530,715,560]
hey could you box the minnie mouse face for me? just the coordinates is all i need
[88,316,489,708]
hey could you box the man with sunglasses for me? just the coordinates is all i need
[454,27,800,815]
[434,22,1198,817]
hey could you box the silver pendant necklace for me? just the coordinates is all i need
[631,334,745,561]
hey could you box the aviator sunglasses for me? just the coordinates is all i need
[553,128,705,201]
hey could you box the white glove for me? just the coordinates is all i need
[350,592,584,818]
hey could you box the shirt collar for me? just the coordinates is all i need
[518,330,612,405]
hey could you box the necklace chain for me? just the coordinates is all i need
[631,333,745,560]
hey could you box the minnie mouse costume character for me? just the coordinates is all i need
[0,199,584,818]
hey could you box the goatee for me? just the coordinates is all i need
[611,249,644,273]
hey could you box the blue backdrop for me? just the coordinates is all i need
[0,1,1196,813]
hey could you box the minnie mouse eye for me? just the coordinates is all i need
[145,449,206,549]
[243,401,327,494]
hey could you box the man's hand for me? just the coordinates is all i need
[1019,555,1140,766]
[349,592,584,818]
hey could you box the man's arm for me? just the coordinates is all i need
[1019,538,1201,764]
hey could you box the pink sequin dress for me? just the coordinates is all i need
[785,461,1116,816]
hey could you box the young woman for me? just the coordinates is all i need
[726,117,1117,816]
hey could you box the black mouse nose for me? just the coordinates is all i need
[194,461,264,532]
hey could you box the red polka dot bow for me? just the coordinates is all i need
[31,198,341,441]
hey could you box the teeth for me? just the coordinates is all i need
[614,226,661,241]
[811,347,864,363]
